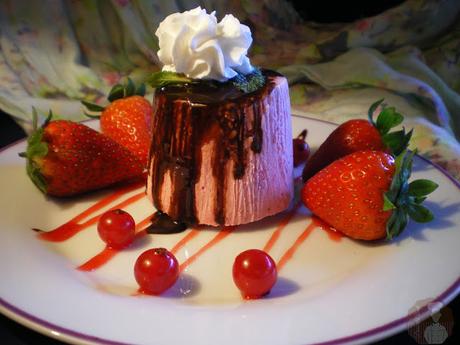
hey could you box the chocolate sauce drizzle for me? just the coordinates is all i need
[147,211,187,234]
[149,70,280,227]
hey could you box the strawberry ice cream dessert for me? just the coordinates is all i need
[147,7,293,226]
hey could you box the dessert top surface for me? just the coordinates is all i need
[155,70,282,105]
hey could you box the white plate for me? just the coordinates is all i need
[0,116,459,345]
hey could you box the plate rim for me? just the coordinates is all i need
[0,115,459,345]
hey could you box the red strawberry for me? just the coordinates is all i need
[301,150,437,240]
[302,100,412,181]
[20,112,144,197]
[82,79,152,167]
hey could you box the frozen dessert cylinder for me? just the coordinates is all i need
[147,7,293,226]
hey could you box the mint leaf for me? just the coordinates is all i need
[231,68,265,93]
[147,71,192,89]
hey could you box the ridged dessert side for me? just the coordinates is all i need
[147,74,293,226]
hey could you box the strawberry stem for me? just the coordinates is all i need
[297,129,308,141]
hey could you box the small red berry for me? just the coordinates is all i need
[232,249,277,299]
[97,209,135,249]
[134,248,179,295]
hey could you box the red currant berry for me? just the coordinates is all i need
[134,248,179,295]
[97,209,135,249]
[232,249,277,299]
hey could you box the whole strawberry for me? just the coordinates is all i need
[82,79,152,167]
[20,111,144,197]
[302,150,437,240]
[302,100,412,181]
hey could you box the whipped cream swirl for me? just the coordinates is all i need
[155,7,254,82]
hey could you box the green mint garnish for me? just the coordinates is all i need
[147,71,193,89]
[230,68,266,93]
[147,69,266,94]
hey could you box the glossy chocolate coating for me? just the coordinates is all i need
[148,70,281,227]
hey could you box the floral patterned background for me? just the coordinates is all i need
[1,0,460,179]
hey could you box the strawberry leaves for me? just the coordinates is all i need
[82,78,146,116]
[19,108,53,194]
[368,99,413,156]
[108,78,146,100]
[367,98,384,120]
[384,150,438,240]
[107,84,125,102]
[407,203,434,223]
[369,100,438,239]
[381,128,413,157]
[408,179,439,197]
[376,107,404,134]
[81,101,105,112]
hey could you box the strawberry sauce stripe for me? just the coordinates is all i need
[179,226,236,273]
[38,191,146,242]
[69,181,145,224]
[276,219,317,271]
[170,228,200,255]
[77,247,119,272]
[77,214,153,271]
[263,202,301,252]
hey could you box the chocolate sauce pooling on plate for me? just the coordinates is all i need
[149,70,281,228]
[147,211,187,234]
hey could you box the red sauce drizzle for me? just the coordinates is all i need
[263,202,301,252]
[276,219,318,271]
[37,185,145,242]
[34,177,342,282]
[77,214,153,271]
[170,228,200,255]
[313,215,343,242]
[179,226,236,273]
[77,247,119,272]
